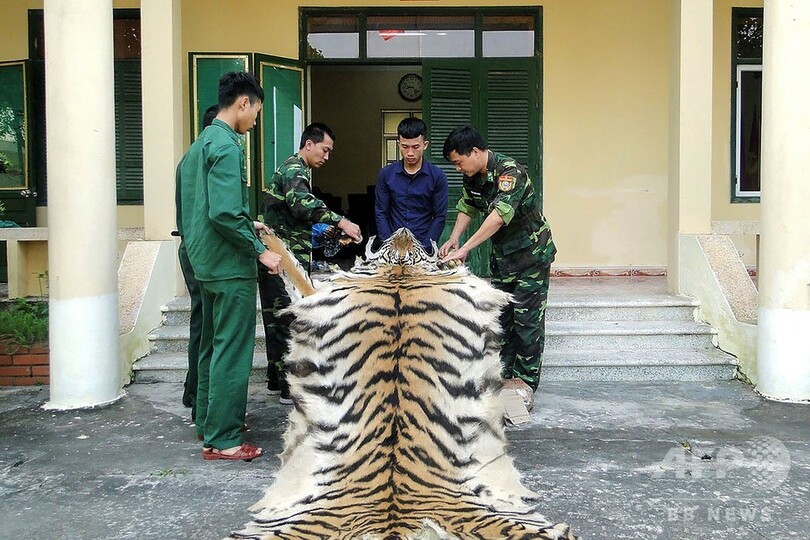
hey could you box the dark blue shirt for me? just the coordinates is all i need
[374,159,448,249]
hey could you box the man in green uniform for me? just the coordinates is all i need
[260,123,361,403]
[439,125,556,392]
[178,72,281,461]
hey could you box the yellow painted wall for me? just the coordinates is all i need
[180,0,303,154]
[35,206,144,264]
[543,0,669,267]
[183,0,672,267]
[1,1,759,269]
[0,1,38,60]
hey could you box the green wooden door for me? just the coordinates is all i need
[254,55,305,202]
[0,61,35,282]
[188,52,255,210]
[423,57,541,277]
[189,53,251,137]
[188,53,304,218]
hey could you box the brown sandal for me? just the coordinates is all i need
[202,443,262,462]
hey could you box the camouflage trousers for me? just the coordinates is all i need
[257,266,292,390]
[490,262,551,392]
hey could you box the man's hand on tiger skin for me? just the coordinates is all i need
[253,221,271,235]
[259,249,282,274]
[337,218,362,242]
[439,246,467,267]
[438,238,459,258]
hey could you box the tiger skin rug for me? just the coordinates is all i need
[231,228,579,540]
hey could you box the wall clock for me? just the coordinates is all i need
[398,73,422,101]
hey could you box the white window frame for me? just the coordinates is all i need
[735,64,762,198]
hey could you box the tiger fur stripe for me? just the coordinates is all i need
[230,229,578,540]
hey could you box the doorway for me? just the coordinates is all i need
[309,65,422,245]
[303,8,542,275]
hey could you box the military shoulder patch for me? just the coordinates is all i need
[498,175,516,192]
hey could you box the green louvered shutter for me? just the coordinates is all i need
[480,59,542,206]
[423,60,492,277]
[114,59,143,203]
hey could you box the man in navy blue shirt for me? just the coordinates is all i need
[374,117,448,250]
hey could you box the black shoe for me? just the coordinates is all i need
[267,365,281,395]
[279,379,292,405]
[183,375,196,408]
[182,387,193,408]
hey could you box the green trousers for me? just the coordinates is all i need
[196,277,256,449]
[491,262,552,392]
[178,241,202,418]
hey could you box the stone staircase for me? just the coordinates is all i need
[131,277,738,384]
[542,278,736,380]
[132,295,267,384]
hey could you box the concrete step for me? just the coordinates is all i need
[132,352,268,383]
[148,319,715,354]
[160,296,262,327]
[546,280,698,322]
[545,321,716,350]
[147,324,266,354]
[132,348,736,384]
[160,294,700,326]
[136,277,735,384]
[545,302,696,322]
[540,348,737,381]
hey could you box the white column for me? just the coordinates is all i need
[141,0,183,242]
[667,0,713,292]
[44,0,121,409]
[756,0,810,401]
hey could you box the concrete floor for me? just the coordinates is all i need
[1,379,808,539]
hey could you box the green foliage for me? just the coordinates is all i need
[306,43,325,60]
[0,152,11,174]
[0,107,17,139]
[0,298,48,349]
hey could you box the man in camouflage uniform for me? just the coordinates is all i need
[260,122,361,403]
[439,125,556,392]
